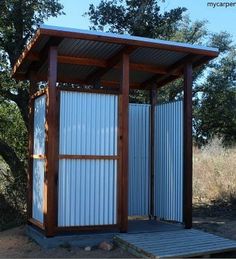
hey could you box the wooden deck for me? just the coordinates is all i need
[114,220,236,258]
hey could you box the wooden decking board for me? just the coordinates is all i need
[115,228,236,258]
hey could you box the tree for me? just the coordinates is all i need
[85,0,236,146]
[85,0,186,38]
[0,0,64,226]
[85,0,187,102]
[194,36,236,146]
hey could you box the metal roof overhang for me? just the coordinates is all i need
[12,25,219,90]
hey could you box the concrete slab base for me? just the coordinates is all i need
[26,226,116,249]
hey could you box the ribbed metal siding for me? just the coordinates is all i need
[58,159,117,226]
[32,159,45,223]
[154,101,183,222]
[33,95,46,155]
[128,104,150,216]
[59,91,118,155]
[58,91,118,226]
[32,95,46,223]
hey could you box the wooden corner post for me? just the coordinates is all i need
[119,52,130,232]
[44,46,59,237]
[183,63,193,229]
[150,89,157,218]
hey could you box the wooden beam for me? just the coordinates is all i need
[58,86,119,95]
[141,54,197,89]
[27,74,141,89]
[59,155,119,160]
[118,52,129,233]
[150,89,157,218]
[86,46,136,84]
[183,63,193,229]
[28,37,62,74]
[27,73,38,221]
[44,46,59,237]
[58,56,107,67]
[27,54,176,75]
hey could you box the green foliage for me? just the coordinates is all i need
[86,0,236,146]
[0,0,64,230]
[0,0,64,65]
[85,0,186,38]
[195,47,236,146]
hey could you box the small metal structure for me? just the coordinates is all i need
[12,25,219,238]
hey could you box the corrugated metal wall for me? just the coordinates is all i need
[128,104,150,216]
[59,91,118,155]
[154,101,183,222]
[32,159,45,223]
[58,159,117,226]
[32,95,46,223]
[33,95,46,155]
[58,91,118,227]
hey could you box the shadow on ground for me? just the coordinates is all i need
[193,198,236,257]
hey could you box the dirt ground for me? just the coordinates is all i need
[1,204,236,258]
[193,202,236,240]
[0,226,133,258]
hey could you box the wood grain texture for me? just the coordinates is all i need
[115,228,236,258]
[183,63,193,229]
[150,89,157,217]
[59,155,119,160]
[44,46,59,237]
[118,52,130,233]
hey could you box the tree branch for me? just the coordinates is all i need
[0,139,25,178]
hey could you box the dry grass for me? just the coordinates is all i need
[193,139,236,205]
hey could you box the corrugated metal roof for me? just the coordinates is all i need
[12,24,219,89]
[58,38,123,59]
[130,48,187,67]
[41,25,218,53]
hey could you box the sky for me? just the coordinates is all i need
[47,0,236,42]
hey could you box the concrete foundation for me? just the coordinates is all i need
[26,226,116,249]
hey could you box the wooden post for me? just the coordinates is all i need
[150,89,157,218]
[44,46,59,237]
[183,63,193,229]
[119,52,130,232]
[28,73,38,221]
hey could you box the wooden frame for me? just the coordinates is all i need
[12,25,215,238]
[183,63,193,229]
[150,89,157,218]
[44,46,59,237]
[118,52,130,233]
[26,51,194,237]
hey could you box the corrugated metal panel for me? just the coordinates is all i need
[32,95,46,223]
[130,48,187,67]
[128,104,150,216]
[58,159,117,226]
[41,25,218,53]
[58,38,123,59]
[103,69,155,84]
[33,95,46,155]
[32,158,45,223]
[59,91,118,155]
[154,101,183,222]
[58,91,118,226]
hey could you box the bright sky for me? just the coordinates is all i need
[47,0,236,42]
